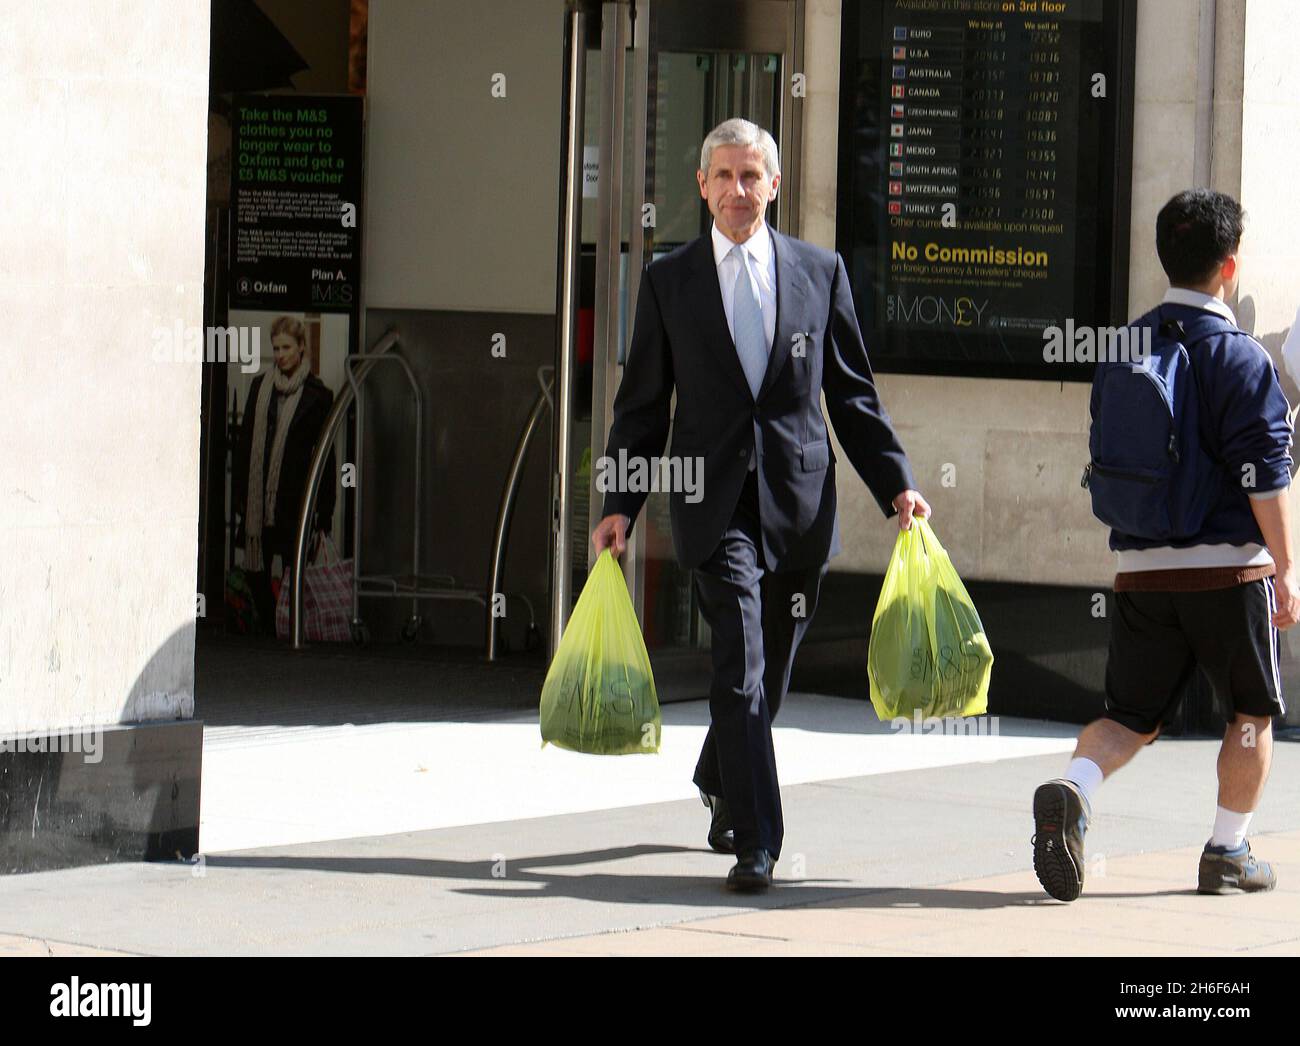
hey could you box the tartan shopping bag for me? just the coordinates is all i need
[275,534,353,643]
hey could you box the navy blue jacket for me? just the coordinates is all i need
[1101,302,1293,553]
[600,225,915,572]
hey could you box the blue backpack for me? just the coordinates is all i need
[1082,308,1233,540]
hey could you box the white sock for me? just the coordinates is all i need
[1063,757,1104,811]
[1210,806,1253,850]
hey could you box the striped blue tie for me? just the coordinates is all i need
[730,243,768,399]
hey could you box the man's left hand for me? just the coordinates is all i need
[893,489,931,531]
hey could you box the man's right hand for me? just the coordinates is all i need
[592,514,631,558]
[1273,566,1300,630]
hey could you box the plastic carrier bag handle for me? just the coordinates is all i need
[911,512,935,557]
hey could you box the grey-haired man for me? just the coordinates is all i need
[592,118,926,890]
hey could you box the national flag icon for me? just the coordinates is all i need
[889,181,902,195]
[892,65,906,79]
[889,162,904,177]
[889,142,904,156]
[890,123,904,137]
[888,201,902,215]
[893,26,907,40]
[891,84,905,99]
[891,103,905,118]
[892,46,906,59]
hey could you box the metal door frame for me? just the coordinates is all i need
[552,0,804,655]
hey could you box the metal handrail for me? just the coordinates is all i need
[344,348,424,634]
[293,326,545,656]
[290,327,400,649]
[486,367,554,659]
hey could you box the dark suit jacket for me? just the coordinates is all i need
[600,223,914,573]
[232,372,337,549]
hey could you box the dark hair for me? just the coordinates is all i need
[1155,189,1245,286]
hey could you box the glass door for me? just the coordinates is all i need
[552,0,802,675]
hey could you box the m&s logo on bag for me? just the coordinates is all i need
[910,643,969,682]
[538,552,663,755]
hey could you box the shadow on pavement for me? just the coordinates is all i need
[201,846,1189,910]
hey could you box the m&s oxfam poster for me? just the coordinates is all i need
[225,95,363,595]
[230,93,363,354]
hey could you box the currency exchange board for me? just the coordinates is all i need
[836,0,1135,379]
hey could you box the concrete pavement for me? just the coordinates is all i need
[198,694,1077,852]
[464,832,1300,956]
[0,698,1298,955]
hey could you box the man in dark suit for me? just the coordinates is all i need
[592,118,927,891]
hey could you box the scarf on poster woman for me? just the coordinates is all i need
[244,355,311,573]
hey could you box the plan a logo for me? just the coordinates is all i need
[887,292,989,328]
[311,269,355,306]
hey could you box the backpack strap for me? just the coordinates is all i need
[1155,305,1238,464]
[1156,307,1237,349]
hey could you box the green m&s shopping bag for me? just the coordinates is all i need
[539,550,662,754]
[867,516,993,721]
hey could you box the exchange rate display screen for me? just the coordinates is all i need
[837,0,1135,379]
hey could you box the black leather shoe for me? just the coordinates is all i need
[699,790,735,854]
[727,849,775,891]
[728,847,774,888]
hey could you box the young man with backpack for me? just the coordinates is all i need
[1032,189,1298,902]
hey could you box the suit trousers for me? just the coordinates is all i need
[690,470,827,858]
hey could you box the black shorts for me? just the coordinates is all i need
[1104,579,1285,734]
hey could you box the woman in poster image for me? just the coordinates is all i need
[232,315,337,635]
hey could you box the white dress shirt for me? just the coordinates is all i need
[712,219,777,354]
[1161,285,1237,325]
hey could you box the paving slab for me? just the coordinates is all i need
[465,832,1300,957]
[1,738,1298,956]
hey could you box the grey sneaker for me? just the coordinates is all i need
[1032,779,1091,902]
[1198,840,1276,895]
